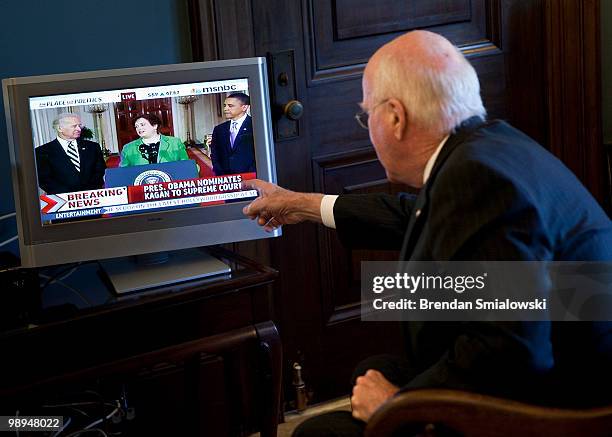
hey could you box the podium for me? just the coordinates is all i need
[103,160,199,215]
[104,160,199,187]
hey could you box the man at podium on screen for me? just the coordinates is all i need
[210,92,256,176]
[35,113,106,195]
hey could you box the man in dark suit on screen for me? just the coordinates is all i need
[210,92,256,176]
[36,113,106,195]
[242,30,612,436]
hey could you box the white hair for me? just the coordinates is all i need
[53,113,81,133]
[373,44,486,133]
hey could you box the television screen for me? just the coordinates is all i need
[30,77,259,223]
[3,57,279,271]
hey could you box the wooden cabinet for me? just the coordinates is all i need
[0,247,280,437]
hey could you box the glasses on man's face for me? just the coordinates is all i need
[354,99,389,130]
[354,111,370,130]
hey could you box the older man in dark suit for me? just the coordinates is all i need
[35,113,106,194]
[242,30,612,436]
[210,92,256,176]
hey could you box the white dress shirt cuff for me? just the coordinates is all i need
[320,195,339,229]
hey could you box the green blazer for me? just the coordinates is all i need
[120,135,189,167]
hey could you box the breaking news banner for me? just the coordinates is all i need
[361,261,612,322]
[40,173,258,221]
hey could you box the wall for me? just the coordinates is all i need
[603,0,612,144]
[0,0,191,258]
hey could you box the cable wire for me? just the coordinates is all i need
[51,416,72,437]
[0,235,18,247]
[0,212,16,221]
[65,428,108,437]
[40,263,82,290]
[38,274,92,306]
[82,407,119,431]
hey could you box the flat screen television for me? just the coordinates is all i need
[3,57,279,292]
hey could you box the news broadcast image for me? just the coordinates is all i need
[29,78,258,224]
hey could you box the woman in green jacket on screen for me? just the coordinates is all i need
[119,113,189,167]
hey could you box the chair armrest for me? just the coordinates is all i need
[365,389,612,437]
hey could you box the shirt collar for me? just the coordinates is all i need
[56,136,76,151]
[231,113,248,129]
[422,135,449,185]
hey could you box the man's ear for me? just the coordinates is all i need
[387,98,407,140]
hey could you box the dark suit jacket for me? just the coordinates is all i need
[334,118,612,406]
[36,138,106,195]
[211,115,256,176]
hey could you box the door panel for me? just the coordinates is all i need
[188,0,605,405]
[313,152,392,318]
[114,98,174,152]
[332,0,473,40]
[306,0,491,82]
[308,79,368,155]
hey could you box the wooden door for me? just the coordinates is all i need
[114,98,175,151]
[188,0,605,405]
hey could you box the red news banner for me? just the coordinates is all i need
[128,172,255,202]
[40,173,258,221]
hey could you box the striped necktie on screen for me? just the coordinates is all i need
[67,141,80,171]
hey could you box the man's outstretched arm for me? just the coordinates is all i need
[242,179,324,231]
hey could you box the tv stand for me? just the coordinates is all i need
[0,247,280,437]
[100,247,231,294]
